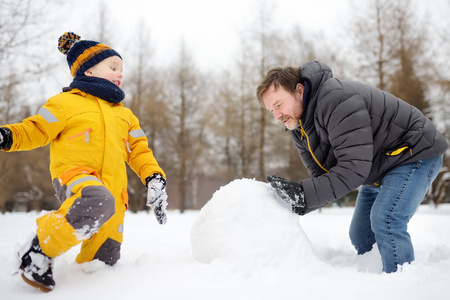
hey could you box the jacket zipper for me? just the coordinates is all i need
[298,120,330,173]
[123,138,132,153]
[385,146,413,156]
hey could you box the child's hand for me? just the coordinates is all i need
[145,174,168,224]
[152,198,168,225]
[0,127,12,149]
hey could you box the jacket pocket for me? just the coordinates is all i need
[67,128,93,144]
[385,145,412,156]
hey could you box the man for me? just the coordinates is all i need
[257,61,447,273]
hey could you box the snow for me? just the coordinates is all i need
[191,179,315,272]
[1,178,450,299]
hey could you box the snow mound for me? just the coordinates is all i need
[428,245,450,263]
[190,178,316,272]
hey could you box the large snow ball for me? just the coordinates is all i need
[191,178,315,271]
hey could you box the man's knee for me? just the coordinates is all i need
[93,238,121,265]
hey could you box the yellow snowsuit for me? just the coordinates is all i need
[3,88,165,264]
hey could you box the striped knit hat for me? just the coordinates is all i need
[58,32,122,78]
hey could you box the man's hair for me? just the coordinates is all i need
[256,67,301,105]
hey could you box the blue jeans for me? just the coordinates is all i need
[349,155,443,273]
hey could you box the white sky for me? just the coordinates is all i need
[47,0,449,76]
[54,0,353,71]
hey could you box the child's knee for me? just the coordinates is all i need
[66,185,115,238]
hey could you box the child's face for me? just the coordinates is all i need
[84,56,123,88]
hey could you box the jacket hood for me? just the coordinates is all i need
[300,61,333,125]
[300,61,333,99]
[301,61,333,84]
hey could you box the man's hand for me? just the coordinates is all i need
[267,175,307,215]
[146,174,168,224]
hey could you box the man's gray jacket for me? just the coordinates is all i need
[292,61,448,213]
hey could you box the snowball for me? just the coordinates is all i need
[190,178,315,272]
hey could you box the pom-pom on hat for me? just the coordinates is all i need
[58,32,122,78]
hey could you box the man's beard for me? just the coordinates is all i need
[282,116,300,130]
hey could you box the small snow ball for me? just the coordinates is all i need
[191,178,315,271]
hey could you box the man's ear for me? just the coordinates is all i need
[296,83,304,93]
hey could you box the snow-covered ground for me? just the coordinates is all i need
[1,178,449,299]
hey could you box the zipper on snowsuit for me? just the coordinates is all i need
[123,138,132,153]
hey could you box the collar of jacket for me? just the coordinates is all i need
[299,61,333,128]
[62,87,124,106]
[65,76,125,104]
[302,80,311,113]
[292,80,311,131]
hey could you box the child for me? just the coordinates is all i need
[0,32,168,292]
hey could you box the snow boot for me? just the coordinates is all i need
[18,235,55,292]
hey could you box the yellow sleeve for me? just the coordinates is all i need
[126,113,166,184]
[3,97,66,152]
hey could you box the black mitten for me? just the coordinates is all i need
[0,127,13,149]
[267,175,307,215]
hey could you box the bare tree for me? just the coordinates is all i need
[125,22,171,212]
[0,0,58,109]
[211,40,261,182]
[348,0,399,88]
[253,2,274,180]
[234,39,260,178]
[349,0,450,205]
[0,0,60,213]
[209,70,239,181]
[388,1,428,112]
[76,0,115,45]
[230,1,281,180]
[164,41,208,213]
[96,1,113,44]
[124,20,156,212]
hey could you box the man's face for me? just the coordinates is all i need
[262,83,304,130]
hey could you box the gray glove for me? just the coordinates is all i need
[145,174,168,224]
[267,175,307,215]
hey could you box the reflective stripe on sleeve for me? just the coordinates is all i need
[129,129,145,138]
[38,107,59,123]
